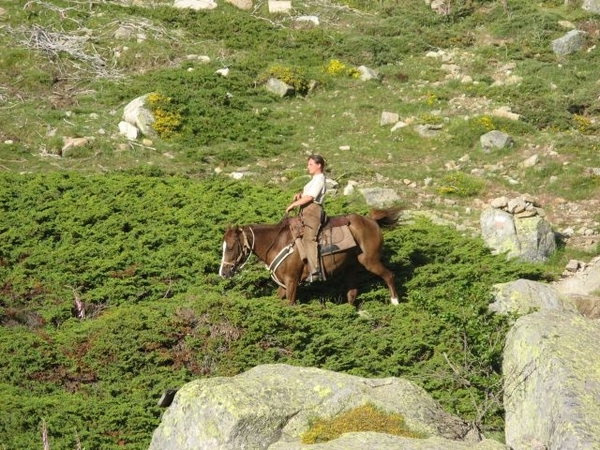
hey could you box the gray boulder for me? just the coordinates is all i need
[480,208,556,262]
[269,432,506,450]
[489,279,578,316]
[123,94,155,136]
[356,65,381,81]
[513,215,556,262]
[265,78,294,97]
[358,187,401,208]
[148,364,484,450]
[551,30,587,56]
[583,0,600,14]
[503,310,600,450]
[480,130,513,153]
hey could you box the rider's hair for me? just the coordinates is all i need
[309,154,325,171]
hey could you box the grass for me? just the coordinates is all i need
[2,0,600,209]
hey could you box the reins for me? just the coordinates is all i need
[226,218,290,275]
[237,226,255,271]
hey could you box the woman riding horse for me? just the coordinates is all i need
[285,154,326,283]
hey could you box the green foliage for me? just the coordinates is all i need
[128,65,292,161]
[437,172,486,197]
[0,176,555,448]
[301,403,426,444]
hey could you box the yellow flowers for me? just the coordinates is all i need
[147,92,182,138]
[474,115,495,131]
[259,64,310,94]
[573,114,592,133]
[323,59,360,78]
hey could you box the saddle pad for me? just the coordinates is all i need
[319,225,356,255]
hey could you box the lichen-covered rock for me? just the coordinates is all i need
[480,208,556,262]
[269,432,507,450]
[480,208,520,257]
[489,279,578,316]
[148,364,476,450]
[513,216,556,262]
[503,310,600,450]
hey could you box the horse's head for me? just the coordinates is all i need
[219,225,253,278]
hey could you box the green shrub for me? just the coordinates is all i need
[437,172,485,197]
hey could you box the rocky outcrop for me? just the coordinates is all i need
[268,432,506,450]
[489,279,578,316]
[480,130,513,153]
[149,258,600,450]
[503,310,600,450]
[121,94,155,138]
[148,364,493,450]
[489,258,600,450]
[551,30,587,56]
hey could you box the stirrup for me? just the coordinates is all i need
[309,267,323,282]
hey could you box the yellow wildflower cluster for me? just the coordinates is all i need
[260,64,310,94]
[475,115,495,131]
[152,108,182,139]
[418,113,442,125]
[425,92,437,106]
[147,92,182,139]
[323,59,360,78]
[573,114,592,133]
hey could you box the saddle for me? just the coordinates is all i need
[266,215,357,287]
[288,214,356,256]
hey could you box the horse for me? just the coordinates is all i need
[219,208,401,306]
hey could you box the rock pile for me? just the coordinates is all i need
[480,195,556,262]
[488,194,545,219]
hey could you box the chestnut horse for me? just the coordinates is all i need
[219,208,401,306]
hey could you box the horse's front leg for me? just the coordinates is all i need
[285,281,299,305]
[276,286,286,299]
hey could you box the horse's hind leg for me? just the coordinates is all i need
[343,265,359,306]
[357,254,399,305]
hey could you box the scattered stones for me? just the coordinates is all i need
[356,65,380,81]
[380,111,399,126]
[268,0,291,13]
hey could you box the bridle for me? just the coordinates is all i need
[223,226,255,273]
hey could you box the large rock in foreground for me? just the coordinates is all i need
[148,364,501,450]
[503,310,600,450]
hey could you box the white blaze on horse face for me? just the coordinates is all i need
[219,240,228,277]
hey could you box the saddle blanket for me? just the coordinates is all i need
[319,224,356,255]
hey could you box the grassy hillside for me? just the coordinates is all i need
[1,0,599,448]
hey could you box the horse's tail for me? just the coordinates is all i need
[369,207,402,227]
